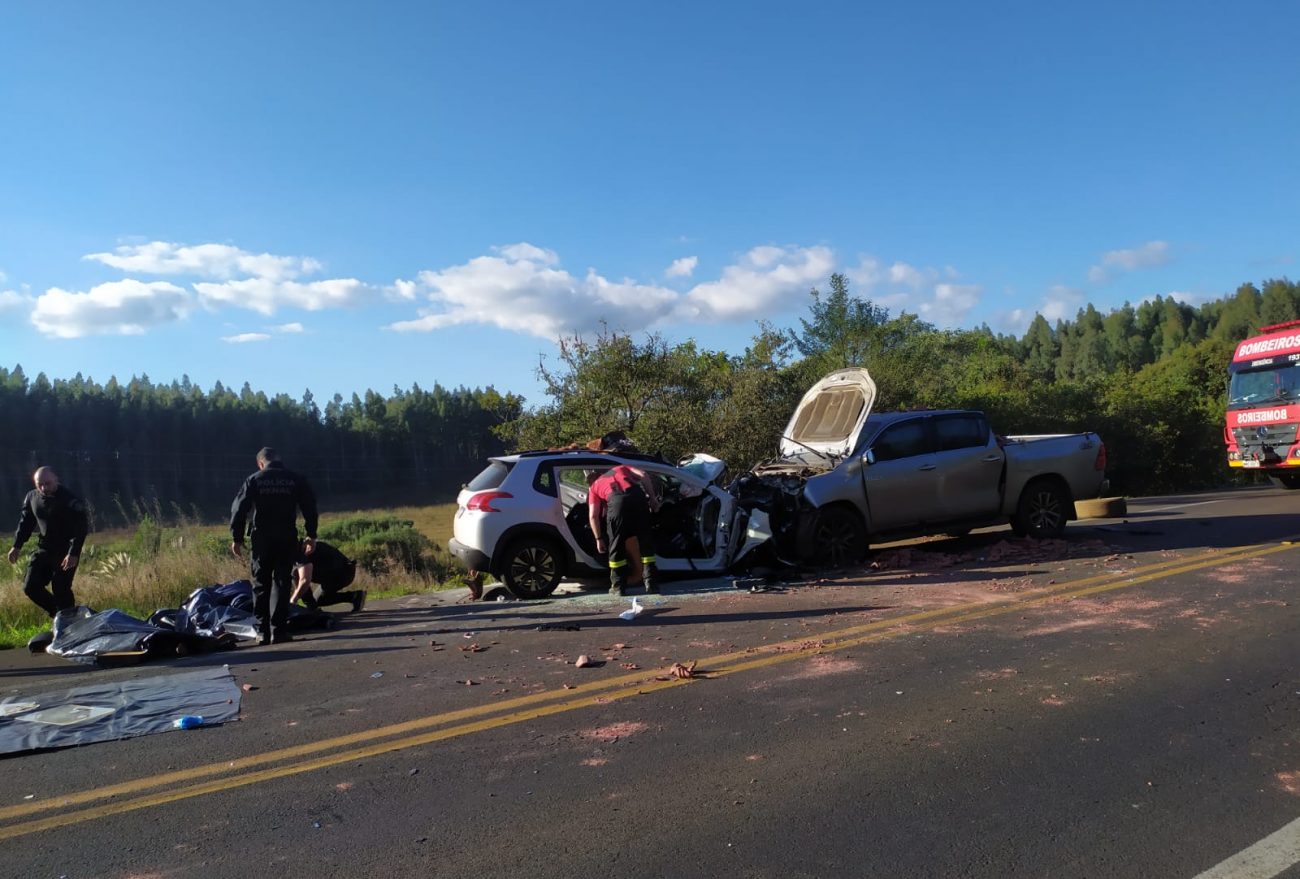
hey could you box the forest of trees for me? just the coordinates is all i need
[2,275,1296,526]
[0,372,522,527]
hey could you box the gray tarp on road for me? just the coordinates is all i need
[0,666,242,755]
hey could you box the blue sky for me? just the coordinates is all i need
[1,1,1296,407]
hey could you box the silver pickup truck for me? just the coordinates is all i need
[739,368,1109,565]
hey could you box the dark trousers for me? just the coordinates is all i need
[605,486,657,588]
[305,586,362,609]
[300,563,358,609]
[23,551,77,618]
[250,536,297,637]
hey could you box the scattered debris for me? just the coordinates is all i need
[460,643,486,653]
[665,660,698,680]
[536,623,582,632]
[620,663,640,670]
[575,655,593,668]
[241,684,257,692]
[370,672,384,679]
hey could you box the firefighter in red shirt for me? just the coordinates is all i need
[587,464,660,597]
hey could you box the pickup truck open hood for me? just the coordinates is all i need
[779,367,877,460]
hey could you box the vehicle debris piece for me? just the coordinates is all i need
[667,660,698,679]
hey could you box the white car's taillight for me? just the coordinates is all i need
[466,491,513,513]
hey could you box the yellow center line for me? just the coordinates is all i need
[0,539,1293,841]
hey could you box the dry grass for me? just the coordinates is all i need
[0,501,465,649]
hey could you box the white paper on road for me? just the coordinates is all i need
[619,597,644,621]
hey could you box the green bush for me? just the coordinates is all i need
[130,514,164,559]
[319,516,435,576]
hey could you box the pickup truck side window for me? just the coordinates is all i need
[934,414,989,451]
[871,419,930,462]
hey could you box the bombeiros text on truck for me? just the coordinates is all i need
[1226,320,1300,488]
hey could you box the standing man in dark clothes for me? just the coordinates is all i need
[229,447,318,645]
[289,539,364,612]
[7,466,89,617]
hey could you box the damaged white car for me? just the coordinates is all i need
[449,368,1109,598]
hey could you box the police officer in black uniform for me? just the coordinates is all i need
[7,466,89,617]
[229,447,318,645]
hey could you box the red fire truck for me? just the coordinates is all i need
[1226,320,1300,488]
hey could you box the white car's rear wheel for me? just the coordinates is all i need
[501,537,564,599]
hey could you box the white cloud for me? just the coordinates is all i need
[193,278,379,316]
[917,283,983,324]
[84,241,322,281]
[0,289,33,317]
[888,262,931,289]
[387,243,680,337]
[843,255,983,327]
[1089,240,1170,283]
[30,280,193,338]
[1140,289,1202,307]
[222,332,272,344]
[495,242,559,265]
[272,322,304,333]
[1040,284,1084,322]
[666,256,698,278]
[844,256,884,291]
[682,245,835,322]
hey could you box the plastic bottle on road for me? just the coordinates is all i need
[172,715,205,730]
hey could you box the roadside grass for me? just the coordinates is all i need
[0,501,467,650]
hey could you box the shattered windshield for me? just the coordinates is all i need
[1228,363,1300,409]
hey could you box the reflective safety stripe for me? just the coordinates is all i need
[640,557,656,564]
[608,559,628,569]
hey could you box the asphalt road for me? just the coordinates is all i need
[2,486,1299,879]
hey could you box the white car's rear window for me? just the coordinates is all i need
[466,460,513,491]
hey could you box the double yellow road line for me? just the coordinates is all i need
[2,538,1295,842]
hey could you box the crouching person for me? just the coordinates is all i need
[290,539,364,612]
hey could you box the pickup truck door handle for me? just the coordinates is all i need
[981,455,1001,463]
[918,464,937,471]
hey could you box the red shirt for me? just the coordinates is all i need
[588,466,640,519]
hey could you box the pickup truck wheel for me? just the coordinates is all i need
[1012,480,1069,539]
[800,507,868,568]
[500,537,564,599]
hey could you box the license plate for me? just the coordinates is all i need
[1243,460,1260,468]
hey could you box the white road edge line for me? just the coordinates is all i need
[1191,814,1300,879]
[1135,500,1223,514]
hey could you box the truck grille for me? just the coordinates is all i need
[1233,422,1299,448]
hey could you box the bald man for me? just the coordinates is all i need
[8,467,88,618]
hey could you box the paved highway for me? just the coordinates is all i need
[2,486,1299,878]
